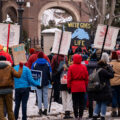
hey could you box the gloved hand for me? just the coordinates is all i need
[68,88,71,94]
[37,86,42,89]
[19,62,24,68]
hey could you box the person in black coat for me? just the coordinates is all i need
[86,53,98,118]
[92,54,114,120]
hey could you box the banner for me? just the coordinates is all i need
[66,22,92,53]
[94,24,119,50]
[0,23,20,47]
[51,30,72,55]
[12,44,27,65]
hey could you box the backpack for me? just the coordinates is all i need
[88,68,106,92]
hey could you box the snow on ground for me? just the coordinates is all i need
[12,90,120,120]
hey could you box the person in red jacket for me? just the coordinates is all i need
[27,45,50,69]
[67,54,88,119]
[0,44,13,65]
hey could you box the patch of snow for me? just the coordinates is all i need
[42,28,61,33]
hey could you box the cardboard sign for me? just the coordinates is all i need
[0,23,20,47]
[66,22,92,53]
[12,44,27,65]
[51,30,72,55]
[94,24,119,50]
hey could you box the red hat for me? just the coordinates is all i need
[29,48,35,54]
[38,51,44,58]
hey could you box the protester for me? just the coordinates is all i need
[86,52,98,119]
[110,51,120,117]
[27,45,50,68]
[0,55,23,120]
[14,64,41,120]
[92,52,114,120]
[0,44,13,65]
[67,54,88,119]
[51,54,68,103]
[60,64,73,119]
[31,51,52,116]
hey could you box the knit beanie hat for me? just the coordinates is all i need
[101,52,109,63]
[37,52,44,58]
[29,48,35,54]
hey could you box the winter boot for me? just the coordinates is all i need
[118,108,120,117]
[42,109,47,115]
[38,109,42,116]
[63,111,68,119]
[101,116,105,120]
[111,108,117,117]
[92,116,98,120]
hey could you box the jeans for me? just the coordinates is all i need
[93,102,107,117]
[14,87,30,120]
[112,86,120,108]
[36,85,49,109]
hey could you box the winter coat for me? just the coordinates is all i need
[67,54,88,93]
[27,51,50,69]
[14,65,40,89]
[110,60,120,86]
[92,61,114,102]
[0,50,13,65]
[0,61,22,94]
[51,54,68,73]
[31,58,52,86]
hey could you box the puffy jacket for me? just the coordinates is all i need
[27,51,50,69]
[0,61,22,94]
[110,60,120,86]
[67,54,88,93]
[31,58,52,86]
[0,51,13,65]
[14,65,40,89]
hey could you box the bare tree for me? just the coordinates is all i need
[71,0,120,28]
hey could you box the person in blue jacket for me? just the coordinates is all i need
[31,51,52,116]
[14,64,40,120]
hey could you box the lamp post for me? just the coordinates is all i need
[16,0,25,43]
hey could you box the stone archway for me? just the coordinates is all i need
[2,1,18,22]
[38,2,81,39]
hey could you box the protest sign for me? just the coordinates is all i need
[66,22,92,53]
[51,30,72,55]
[31,70,42,90]
[94,24,119,50]
[0,23,20,47]
[12,44,27,65]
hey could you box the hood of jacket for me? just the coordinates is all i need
[73,54,82,64]
[0,61,11,69]
[35,58,48,65]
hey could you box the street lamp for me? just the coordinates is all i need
[16,0,25,43]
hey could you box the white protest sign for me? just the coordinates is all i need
[51,30,72,55]
[0,23,20,47]
[94,24,119,50]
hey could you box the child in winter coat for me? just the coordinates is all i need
[60,64,73,119]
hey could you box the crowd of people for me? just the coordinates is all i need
[0,43,120,120]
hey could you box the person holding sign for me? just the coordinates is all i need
[0,56,23,120]
[31,51,52,116]
[14,64,41,120]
